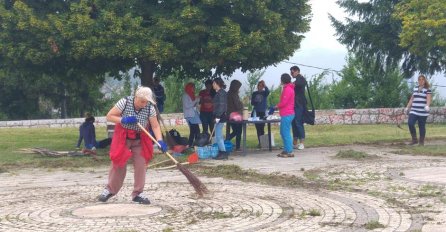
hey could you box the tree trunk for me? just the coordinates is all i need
[138,58,156,88]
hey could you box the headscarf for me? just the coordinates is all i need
[185,83,196,101]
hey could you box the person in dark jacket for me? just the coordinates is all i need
[212,78,229,160]
[251,80,270,147]
[290,66,307,150]
[77,113,112,155]
[153,77,166,113]
[227,80,244,151]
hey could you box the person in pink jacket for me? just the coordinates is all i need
[275,73,295,157]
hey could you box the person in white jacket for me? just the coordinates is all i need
[183,83,201,147]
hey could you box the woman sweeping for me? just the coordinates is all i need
[98,86,167,204]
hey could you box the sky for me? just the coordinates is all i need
[230,0,446,99]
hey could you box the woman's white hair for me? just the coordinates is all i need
[135,86,156,104]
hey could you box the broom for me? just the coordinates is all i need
[137,123,209,197]
[154,105,176,148]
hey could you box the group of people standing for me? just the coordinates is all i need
[274,66,309,158]
[181,66,312,160]
[181,77,272,160]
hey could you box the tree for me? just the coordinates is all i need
[394,0,446,73]
[0,1,129,118]
[306,71,334,109]
[267,85,281,108]
[329,0,445,76]
[1,0,312,87]
[330,54,410,109]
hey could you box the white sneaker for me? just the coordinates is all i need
[297,144,304,150]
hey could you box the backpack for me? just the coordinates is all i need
[168,129,182,145]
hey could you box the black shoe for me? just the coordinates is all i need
[98,189,114,202]
[133,194,151,205]
[213,152,228,160]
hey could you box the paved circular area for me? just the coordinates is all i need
[72,204,163,218]
[0,180,419,232]
[403,167,446,184]
[1,143,446,231]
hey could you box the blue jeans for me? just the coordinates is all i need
[280,115,294,153]
[292,105,305,140]
[408,114,427,138]
[215,122,226,152]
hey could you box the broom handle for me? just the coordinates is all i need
[154,105,169,130]
[137,123,179,164]
[209,125,215,143]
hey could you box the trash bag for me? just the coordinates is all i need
[195,133,210,147]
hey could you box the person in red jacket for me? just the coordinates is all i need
[98,86,167,205]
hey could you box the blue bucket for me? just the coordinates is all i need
[224,140,233,153]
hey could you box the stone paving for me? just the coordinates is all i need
[1,143,446,231]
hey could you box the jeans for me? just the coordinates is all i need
[408,114,427,138]
[292,105,305,140]
[215,122,226,152]
[280,115,294,153]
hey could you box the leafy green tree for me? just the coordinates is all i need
[306,71,334,109]
[162,72,196,113]
[330,0,445,76]
[0,70,45,120]
[267,85,281,108]
[0,0,312,119]
[1,0,311,86]
[330,55,410,108]
[0,1,127,119]
[394,0,446,72]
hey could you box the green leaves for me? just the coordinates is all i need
[332,0,446,76]
[394,0,446,59]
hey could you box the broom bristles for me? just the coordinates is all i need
[177,163,209,197]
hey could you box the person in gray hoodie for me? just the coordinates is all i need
[212,78,229,160]
[227,80,244,151]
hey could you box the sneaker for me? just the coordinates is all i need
[82,148,97,155]
[297,144,304,150]
[98,189,114,202]
[133,193,151,205]
[293,145,299,149]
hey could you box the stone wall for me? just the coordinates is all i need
[0,107,445,129]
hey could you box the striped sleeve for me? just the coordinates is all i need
[115,98,127,111]
[148,104,157,117]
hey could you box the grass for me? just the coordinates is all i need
[364,220,385,230]
[395,144,446,156]
[1,123,445,171]
[195,164,312,188]
[335,149,379,160]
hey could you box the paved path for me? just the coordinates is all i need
[1,143,446,231]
